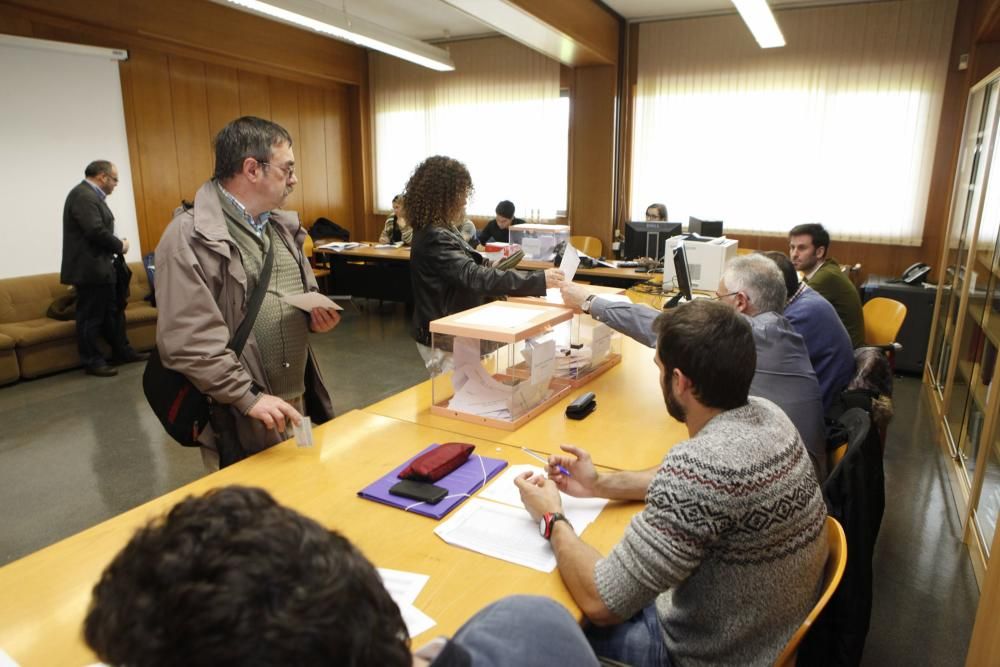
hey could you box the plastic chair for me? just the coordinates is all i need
[570,235,603,257]
[862,297,907,370]
[774,516,848,667]
[302,234,331,292]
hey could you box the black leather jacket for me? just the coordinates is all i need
[410,225,547,344]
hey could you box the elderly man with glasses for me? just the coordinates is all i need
[561,254,827,480]
[61,160,147,377]
[155,116,340,469]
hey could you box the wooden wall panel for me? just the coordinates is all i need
[268,77,304,216]
[324,86,354,233]
[297,85,331,229]
[569,65,617,251]
[204,63,241,140]
[168,56,213,202]
[126,49,182,251]
[238,70,271,120]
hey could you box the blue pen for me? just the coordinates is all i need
[521,447,572,477]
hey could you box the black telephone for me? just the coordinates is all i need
[900,262,931,285]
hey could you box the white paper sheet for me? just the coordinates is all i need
[317,241,362,251]
[398,602,437,637]
[281,292,343,311]
[378,567,430,606]
[448,364,512,416]
[527,338,555,385]
[455,305,543,328]
[0,649,20,667]
[560,243,581,283]
[477,464,609,530]
[434,498,557,572]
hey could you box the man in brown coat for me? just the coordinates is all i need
[155,117,339,468]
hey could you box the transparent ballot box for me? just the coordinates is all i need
[508,285,625,387]
[429,301,574,430]
[508,224,571,261]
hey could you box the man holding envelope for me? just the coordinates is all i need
[155,116,339,468]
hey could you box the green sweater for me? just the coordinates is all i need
[806,258,865,348]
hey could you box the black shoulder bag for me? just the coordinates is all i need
[143,239,275,447]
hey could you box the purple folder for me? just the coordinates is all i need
[358,444,507,520]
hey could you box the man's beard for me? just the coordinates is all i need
[664,377,686,423]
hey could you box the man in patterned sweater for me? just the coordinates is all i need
[515,299,828,666]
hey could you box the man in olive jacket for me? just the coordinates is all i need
[61,160,144,377]
[155,117,339,469]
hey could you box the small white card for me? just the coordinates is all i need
[293,416,313,447]
[282,292,343,312]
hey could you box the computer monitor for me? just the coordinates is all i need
[623,221,682,260]
[688,217,724,238]
[663,243,693,308]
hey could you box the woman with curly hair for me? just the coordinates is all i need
[406,155,563,363]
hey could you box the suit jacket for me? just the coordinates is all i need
[61,181,124,285]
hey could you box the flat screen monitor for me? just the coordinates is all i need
[673,243,693,301]
[688,217,724,238]
[623,221,682,260]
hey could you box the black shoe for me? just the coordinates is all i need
[85,365,118,377]
[111,351,150,365]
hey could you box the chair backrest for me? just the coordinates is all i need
[774,516,848,667]
[862,297,907,346]
[303,233,315,259]
[570,235,603,257]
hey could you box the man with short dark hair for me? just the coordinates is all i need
[763,250,854,410]
[61,160,146,377]
[84,485,601,667]
[156,116,340,467]
[515,300,828,666]
[789,223,865,347]
[477,199,525,245]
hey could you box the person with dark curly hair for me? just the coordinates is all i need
[83,485,600,667]
[405,156,564,364]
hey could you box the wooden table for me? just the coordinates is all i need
[0,411,642,666]
[365,336,686,471]
[314,244,656,300]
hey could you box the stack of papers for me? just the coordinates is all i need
[553,344,592,378]
[317,241,362,251]
[377,568,436,637]
[434,464,609,572]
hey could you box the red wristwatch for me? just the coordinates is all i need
[540,512,571,540]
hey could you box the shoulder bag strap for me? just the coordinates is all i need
[230,231,275,356]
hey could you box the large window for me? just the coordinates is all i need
[630,0,956,245]
[371,37,567,219]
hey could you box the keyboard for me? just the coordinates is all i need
[617,261,640,268]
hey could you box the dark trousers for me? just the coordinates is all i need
[75,283,132,368]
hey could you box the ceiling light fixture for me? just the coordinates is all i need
[732,0,785,49]
[216,0,455,71]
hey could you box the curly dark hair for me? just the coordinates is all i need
[402,155,473,231]
[84,486,411,667]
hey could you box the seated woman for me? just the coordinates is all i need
[406,156,563,366]
[456,219,478,245]
[645,202,668,221]
[378,194,412,245]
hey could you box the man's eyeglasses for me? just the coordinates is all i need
[260,161,295,180]
[106,174,119,183]
[714,291,743,301]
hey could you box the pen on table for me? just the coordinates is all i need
[521,447,572,477]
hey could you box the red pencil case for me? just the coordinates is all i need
[398,442,475,482]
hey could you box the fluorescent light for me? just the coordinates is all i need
[732,0,785,49]
[215,0,455,71]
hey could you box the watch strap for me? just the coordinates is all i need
[582,294,597,314]
[544,512,570,540]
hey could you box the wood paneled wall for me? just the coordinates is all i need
[569,65,618,251]
[118,51,355,249]
[0,0,365,253]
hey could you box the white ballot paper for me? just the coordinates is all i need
[281,292,343,312]
[377,568,436,637]
[435,466,609,572]
[560,243,581,283]
[478,465,608,528]
[435,498,558,572]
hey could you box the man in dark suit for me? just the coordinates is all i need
[61,160,145,377]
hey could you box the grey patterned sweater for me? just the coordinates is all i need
[594,397,828,666]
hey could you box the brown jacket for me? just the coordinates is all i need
[155,181,333,455]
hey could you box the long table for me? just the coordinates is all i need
[314,244,656,301]
[0,409,653,666]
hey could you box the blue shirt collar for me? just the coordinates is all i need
[216,182,270,236]
[85,179,106,201]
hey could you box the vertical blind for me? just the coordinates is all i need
[630,0,957,245]
[371,37,566,218]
